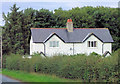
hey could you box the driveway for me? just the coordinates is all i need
[0,74,23,84]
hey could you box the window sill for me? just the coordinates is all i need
[87,47,98,49]
[49,47,59,48]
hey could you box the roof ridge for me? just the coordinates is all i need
[74,28,108,29]
[31,28,108,29]
[31,28,66,29]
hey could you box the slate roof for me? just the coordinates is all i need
[31,28,114,43]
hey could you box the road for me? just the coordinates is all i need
[0,74,23,84]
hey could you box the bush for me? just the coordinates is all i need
[5,54,22,70]
[3,49,119,82]
[90,52,100,56]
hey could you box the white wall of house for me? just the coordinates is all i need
[45,35,73,56]
[103,43,112,53]
[84,35,103,55]
[74,35,112,55]
[74,35,102,55]
[30,36,44,55]
[30,35,112,56]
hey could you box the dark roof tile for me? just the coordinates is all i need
[31,28,114,43]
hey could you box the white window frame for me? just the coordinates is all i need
[49,41,59,47]
[88,41,97,47]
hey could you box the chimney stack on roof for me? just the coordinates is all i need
[66,19,73,32]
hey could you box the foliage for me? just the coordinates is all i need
[2,4,120,55]
[33,9,55,28]
[3,49,119,82]
[89,52,100,56]
[5,54,22,70]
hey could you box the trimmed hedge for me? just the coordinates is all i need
[3,49,119,82]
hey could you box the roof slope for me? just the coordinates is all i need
[31,28,114,43]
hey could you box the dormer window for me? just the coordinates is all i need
[50,41,59,47]
[88,41,97,47]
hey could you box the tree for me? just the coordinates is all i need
[3,4,23,54]
[54,8,69,28]
[2,4,120,55]
[22,8,36,54]
[33,9,55,28]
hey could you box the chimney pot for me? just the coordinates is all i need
[69,19,72,22]
[67,19,70,22]
[66,19,73,32]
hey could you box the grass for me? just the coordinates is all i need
[2,69,81,82]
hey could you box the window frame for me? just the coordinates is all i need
[88,41,97,47]
[49,41,59,47]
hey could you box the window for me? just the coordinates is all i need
[91,41,94,47]
[49,41,59,47]
[50,41,52,47]
[88,41,97,47]
[88,41,90,47]
[57,41,59,47]
[94,41,96,47]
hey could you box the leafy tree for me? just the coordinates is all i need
[2,4,24,54]
[33,9,55,28]
[22,8,36,54]
[54,8,69,28]
[2,4,120,55]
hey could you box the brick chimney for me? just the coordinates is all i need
[66,19,73,32]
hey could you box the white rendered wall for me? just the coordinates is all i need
[74,35,103,55]
[30,35,112,56]
[83,35,103,55]
[45,35,73,56]
[103,43,112,53]
[45,35,105,56]
[30,36,44,55]
[74,43,85,54]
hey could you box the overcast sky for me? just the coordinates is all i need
[0,0,120,26]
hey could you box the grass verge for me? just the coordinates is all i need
[2,69,81,82]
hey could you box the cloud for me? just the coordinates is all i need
[0,0,119,26]
[0,0,120,2]
[1,0,76,2]
[0,14,4,26]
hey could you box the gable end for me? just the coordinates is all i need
[82,33,103,42]
[44,33,65,43]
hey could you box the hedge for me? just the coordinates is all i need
[3,49,119,82]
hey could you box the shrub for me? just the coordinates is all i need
[19,58,32,72]
[2,54,8,68]
[90,52,100,56]
[5,54,22,70]
[4,49,119,82]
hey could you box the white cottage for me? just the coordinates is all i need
[30,19,114,56]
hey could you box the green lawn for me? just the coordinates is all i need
[2,69,81,82]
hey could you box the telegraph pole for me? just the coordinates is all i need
[0,35,2,70]
[0,27,2,70]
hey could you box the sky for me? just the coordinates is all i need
[0,0,120,26]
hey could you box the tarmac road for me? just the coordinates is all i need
[0,74,23,84]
